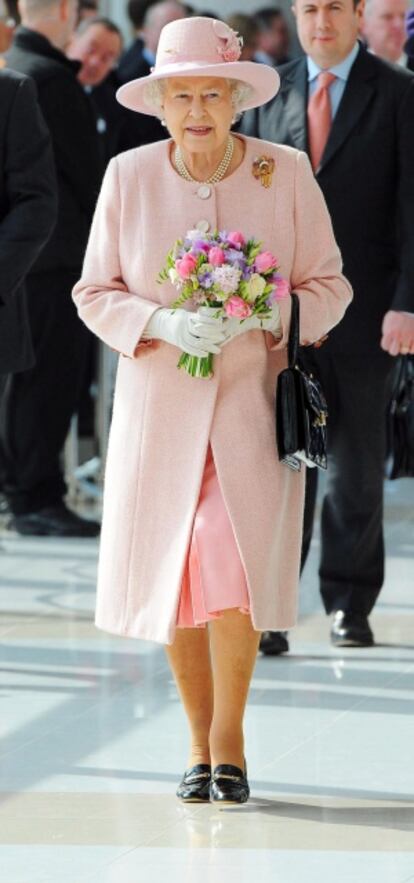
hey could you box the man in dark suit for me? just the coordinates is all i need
[67,15,124,166]
[0,69,56,396]
[361,0,409,67]
[241,0,414,649]
[2,0,101,536]
[405,8,414,71]
[117,0,186,150]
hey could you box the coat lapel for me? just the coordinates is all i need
[279,59,308,152]
[319,47,377,172]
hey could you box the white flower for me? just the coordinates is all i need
[186,229,206,242]
[192,289,208,305]
[245,273,266,303]
[168,267,182,289]
[212,265,242,296]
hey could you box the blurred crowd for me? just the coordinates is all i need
[0,0,413,650]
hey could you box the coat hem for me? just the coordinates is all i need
[95,615,298,645]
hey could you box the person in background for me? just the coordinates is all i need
[0,69,57,404]
[2,0,101,537]
[118,0,184,84]
[119,0,156,69]
[381,312,414,355]
[226,13,259,62]
[78,0,99,23]
[117,0,186,149]
[67,15,123,165]
[404,7,414,70]
[362,0,408,65]
[1,0,17,32]
[241,0,414,653]
[0,1,15,62]
[253,6,291,66]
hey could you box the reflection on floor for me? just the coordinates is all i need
[0,479,413,883]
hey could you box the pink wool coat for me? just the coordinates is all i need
[73,135,352,645]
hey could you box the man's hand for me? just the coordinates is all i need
[381,311,414,356]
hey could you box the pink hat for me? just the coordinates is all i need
[116,17,280,116]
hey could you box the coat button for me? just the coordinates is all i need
[196,219,210,233]
[197,184,211,199]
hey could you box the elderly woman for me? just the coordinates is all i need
[73,16,352,805]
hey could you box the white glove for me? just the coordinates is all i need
[198,305,281,345]
[142,308,227,358]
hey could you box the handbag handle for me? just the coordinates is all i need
[287,292,300,368]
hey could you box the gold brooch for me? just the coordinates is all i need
[252,156,275,188]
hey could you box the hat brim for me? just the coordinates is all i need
[116,61,280,116]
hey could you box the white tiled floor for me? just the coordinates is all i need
[0,479,413,883]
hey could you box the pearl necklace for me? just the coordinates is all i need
[174,136,234,185]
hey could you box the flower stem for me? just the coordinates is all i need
[177,352,213,379]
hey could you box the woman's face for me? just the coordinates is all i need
[162,76,234,154]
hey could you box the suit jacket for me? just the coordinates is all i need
[117,37,148,85]
[6,27,100,274]
[241,45,414,353]
[0,70,57,373]
[87,74,125,170]
[116,43,168,150]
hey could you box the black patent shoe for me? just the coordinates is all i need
[260,631,289,656]
[331,611,374,648]
[210,763,250,805]
[9,503,100,538]
[176,764,211,802]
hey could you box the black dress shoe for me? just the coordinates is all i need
[259,631,290,656]
[176,764,211,802]
[331,611,374,648]
[9,503,100,538]
[210,763,250,805]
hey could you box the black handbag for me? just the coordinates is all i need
[385,355,414,480]
[276,293,328,471]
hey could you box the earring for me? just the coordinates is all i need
[161,118,167,127]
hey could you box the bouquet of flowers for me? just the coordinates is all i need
[158,229,290,378]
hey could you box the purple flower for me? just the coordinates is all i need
[198,270,214,289]
[226,248,247,266]
[189,241,210,255]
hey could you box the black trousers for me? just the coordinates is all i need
[0,271,90,515]
[300,349,393,616]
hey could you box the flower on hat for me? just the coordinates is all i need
[213,20,243,63]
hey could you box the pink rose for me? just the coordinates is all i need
[255,251,278,274]
[175,254,197,278]
[227,231,245,249]
[208,246,226,267]
[269,275,290,301]
[225,296,252,319]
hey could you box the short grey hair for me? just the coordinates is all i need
[143,78,254,121]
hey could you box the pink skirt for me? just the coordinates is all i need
[176,446,250,628]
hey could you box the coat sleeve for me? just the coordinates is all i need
[72,156,160,357]
[270,150,353,351]
[0,76,57,307]
[392,77,414,312]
